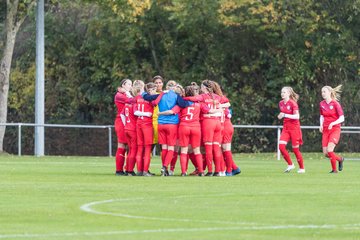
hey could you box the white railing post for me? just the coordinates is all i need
[18,124,22,156]
[277,127,281,160]
[108,126,112,157]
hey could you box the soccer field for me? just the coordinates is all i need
[0,153,359,240]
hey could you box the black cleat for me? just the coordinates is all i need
[148,171,156,176]
[338,157,345,171]
[329,170,338,174]
[161,166,169,176]
[213,172,220,176]
[205,172,213,176]
[181,173,187,176]
[127,171,136,176]
[115,171,125,176]
[136,171,143,176]
[198,172,205,177]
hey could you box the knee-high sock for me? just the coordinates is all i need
[143,145,152,172]
[204,144,213,172]
[115,147,126,171]
[279,144,292,165]
[180,153,188,174]
[293,148,304,169]
[328,152,337,171]
[195,153,203,173]
[164,150,174,168]
[170,151,178,171]
[213,144,222,173]
[219,150,225,172]
[223,151,234,173]
[136,146,144,172]
[189,153,197,169]
[202,153,207,171]
[161,149,168,166]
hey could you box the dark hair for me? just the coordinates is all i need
[152,75,164,82]
[145,82,157,92]
[185,86,196,97]
[120,78,131,87]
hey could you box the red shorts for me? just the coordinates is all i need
[136,124,153,146]
[125,130,137,147]
[280,127,303,146]
[222,121,234,144]
[158,124,178,146]
[322,127,341,147]
[201,118,222,143]
[178,125,201,148]
[114,118,126,143]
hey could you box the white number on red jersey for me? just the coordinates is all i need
[185,107,195,120]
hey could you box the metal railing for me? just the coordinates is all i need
[233,125,360,160]
[0,123,113,157]
[1,123,360,158]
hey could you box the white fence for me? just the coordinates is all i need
[1,123,360,158]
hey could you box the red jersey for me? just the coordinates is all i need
[184,93,227,120]
[135,96,154,126]
[124,103,137,131]
[114,92,135,119]
[179,102,211,127]
[320,100,344,129]
[279,99,300,129]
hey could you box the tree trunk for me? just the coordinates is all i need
[0,0,21,152]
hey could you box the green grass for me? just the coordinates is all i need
[0,152,360,239]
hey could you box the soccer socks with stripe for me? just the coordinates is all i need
[115,147,126,172]
[279,144,293,166]
[293,148,304,169]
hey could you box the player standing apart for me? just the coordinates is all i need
[277,86,305,173]
[319,85,345,173]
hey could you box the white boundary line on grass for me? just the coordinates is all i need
[1,224,360,239]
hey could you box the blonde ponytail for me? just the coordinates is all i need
[283,86,299,102]
[324,85,342,101]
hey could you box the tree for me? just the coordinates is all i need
[0,0,35,152]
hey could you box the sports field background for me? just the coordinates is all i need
[1,152,359,239]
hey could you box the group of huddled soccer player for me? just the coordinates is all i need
[113,75,241,177]
[114,74,346,176]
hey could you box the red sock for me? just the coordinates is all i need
[223,151,234,173]
[188,153,197,168]
[136,146,144,172]
[202,154,207,171]
[328,152,337,171]
[293,148,304,169]
[279,144,292,165]
[180,153,187,174]
[115,147,126,171]
[213,144,222,173]
[143,145,152,172]
[170,152,178,171]
[161,149,168,166]
[204,144,213,172]
[219,150,225,172]
[195,153,203,173]
[164,150,174,168]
